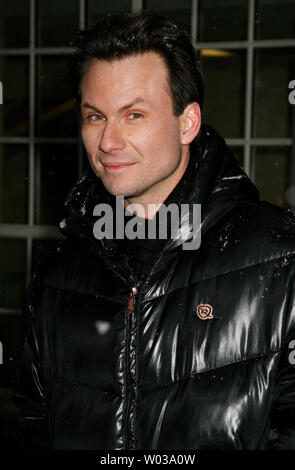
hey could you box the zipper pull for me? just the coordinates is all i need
[128,286,137,315]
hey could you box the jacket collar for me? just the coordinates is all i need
[58,124,260,286]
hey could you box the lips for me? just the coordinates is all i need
[101,161,137,170]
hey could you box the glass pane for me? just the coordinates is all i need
[144,0,191,33]
[253,48,295,138]
[32,238,63,271]
[0,145,28,223]
[34,144,79,225]
[255,0,295,40]
[229,146,244,168]
[0,312,24,442]
[0,386,21,443]
[199,49,246,138]
[0,315,24,387]
[0,238,26,309]
[0,56,29,137]
[36,0,79,47]
[198,0,248,42]
[252,147,292,208]
[87,0,132,26]
[0,0,30,48]
[36,56,78,138]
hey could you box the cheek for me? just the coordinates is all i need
[142,121,181,160]
[82,127,100,154]
[134,122,172,156]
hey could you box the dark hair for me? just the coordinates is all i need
[67,11,204,116]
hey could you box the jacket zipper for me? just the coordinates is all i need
[124,285,137,449]
[123,258,164,448]
[128,286,137,315]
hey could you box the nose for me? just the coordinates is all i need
[98,120,126,154]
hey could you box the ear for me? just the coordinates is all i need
[179,102,201,145]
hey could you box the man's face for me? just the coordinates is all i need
[81,52,190,204]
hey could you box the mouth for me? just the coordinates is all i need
[101,162,137,172]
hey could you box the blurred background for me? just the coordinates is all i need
[0,0,294,446]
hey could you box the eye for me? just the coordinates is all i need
[128,112,142,120]
[88,114,105,121]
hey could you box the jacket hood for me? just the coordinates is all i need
[58,124,260,284]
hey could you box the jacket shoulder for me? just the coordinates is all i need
[240,200,295,259]
[242,199,295,256]
[203,200,295,275]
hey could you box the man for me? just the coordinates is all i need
[14,11,295,450]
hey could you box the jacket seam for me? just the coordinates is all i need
[141,251,295,303]
[32,252,295,303]
[138,348,281,402]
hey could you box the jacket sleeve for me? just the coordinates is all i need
[267,282,295,450]
[13,272,51,449]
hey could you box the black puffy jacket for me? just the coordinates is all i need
[15,125,295,449]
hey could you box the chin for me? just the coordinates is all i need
[103,182,139,198]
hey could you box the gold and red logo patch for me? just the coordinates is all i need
[196,304,214,320]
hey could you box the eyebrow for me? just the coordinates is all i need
[81,98,150,114]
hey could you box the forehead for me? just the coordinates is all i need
[81,52,172,109]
